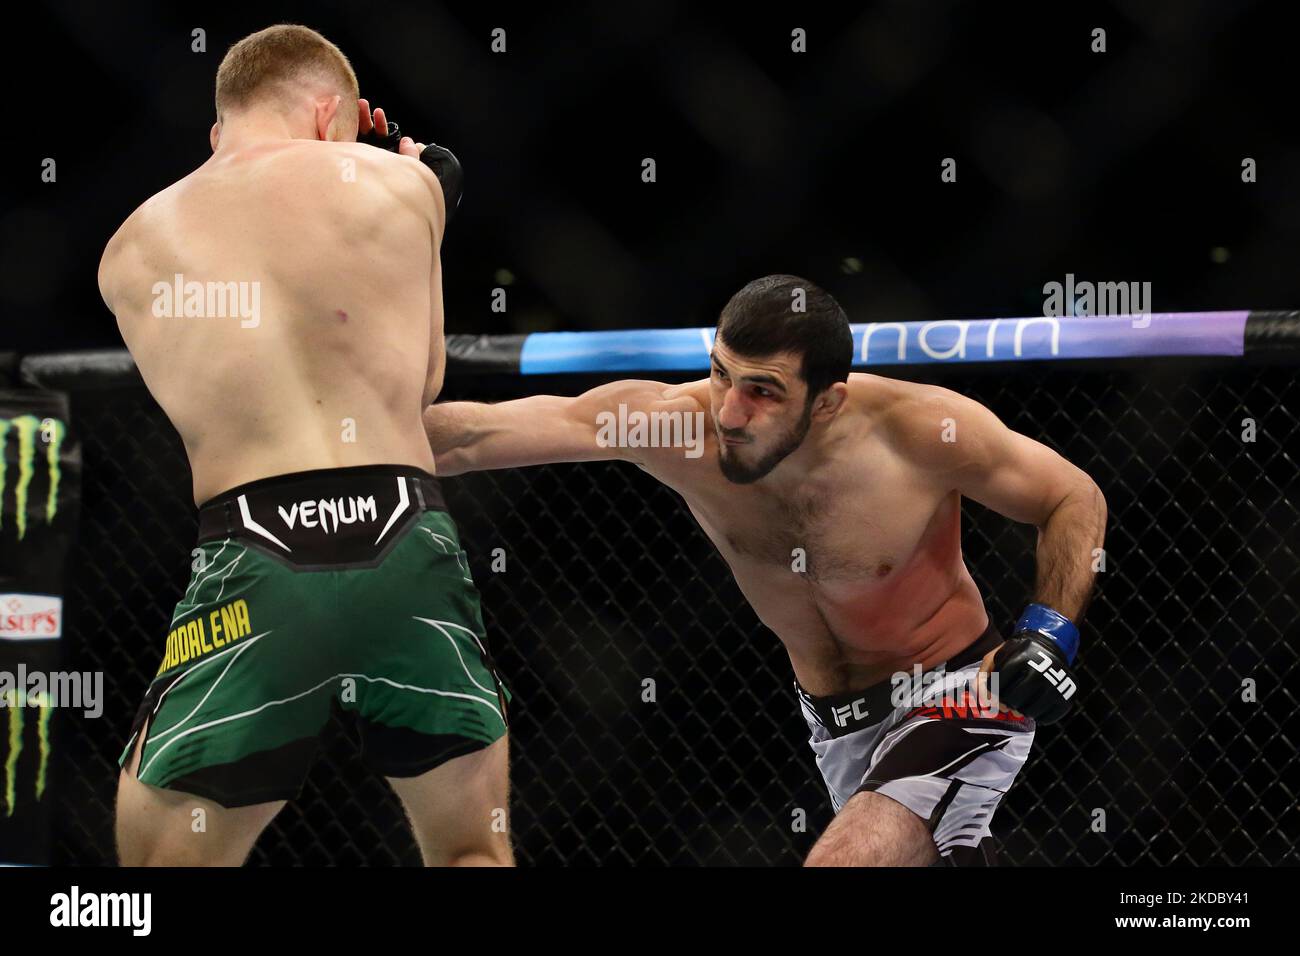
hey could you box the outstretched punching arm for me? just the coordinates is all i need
[425,379,693,476]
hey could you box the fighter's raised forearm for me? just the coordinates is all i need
[1031,481,1107,623]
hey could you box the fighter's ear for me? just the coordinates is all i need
[315,94,345,141]
[209,120,220,152]
[811,381,848,421]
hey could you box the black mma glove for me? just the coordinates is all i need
[418,142,463,223]
[992,603,1080,725]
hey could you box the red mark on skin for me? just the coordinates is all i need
[875,562,893,578]
[335,309,348,323]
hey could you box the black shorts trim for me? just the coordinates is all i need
[358,720,496,778]
[155,736,321,808]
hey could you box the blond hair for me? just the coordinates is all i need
[215,24,358,118]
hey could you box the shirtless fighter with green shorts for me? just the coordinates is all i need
[98,24,509,866]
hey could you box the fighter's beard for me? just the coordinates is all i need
[717,404,813,485]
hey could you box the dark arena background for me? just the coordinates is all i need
[2,1,1299,870]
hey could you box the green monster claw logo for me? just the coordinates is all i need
[1,413,66,816]
[3,691,51,816]
[0,415,65,539]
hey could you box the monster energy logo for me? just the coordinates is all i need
[2,690,50,816]
[0,415,65,540]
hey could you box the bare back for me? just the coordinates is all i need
[100,139,445,504]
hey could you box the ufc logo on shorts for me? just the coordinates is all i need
[1028,650,1077,700]
[833,697,870,727]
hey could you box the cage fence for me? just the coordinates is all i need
[23,351,1298,866]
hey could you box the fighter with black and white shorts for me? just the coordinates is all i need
[798,621,1036,865]
[424,275,1101,866]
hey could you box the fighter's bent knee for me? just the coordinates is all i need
[804,791,938,867]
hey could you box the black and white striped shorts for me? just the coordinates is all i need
[797,626,1036,865]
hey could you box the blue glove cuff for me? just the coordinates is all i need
[1015,603,1079,665]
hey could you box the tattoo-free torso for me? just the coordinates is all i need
[643,378,987,696]
[101,139,442,504]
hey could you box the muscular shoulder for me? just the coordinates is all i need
[846,373,998,473]
[356,144,445,230]
[574,378,709,466]
[658,379,710,415]
[204,141,443,237]
[577,378,706,417]
[98,183,179,310]
[323,143,445,222]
